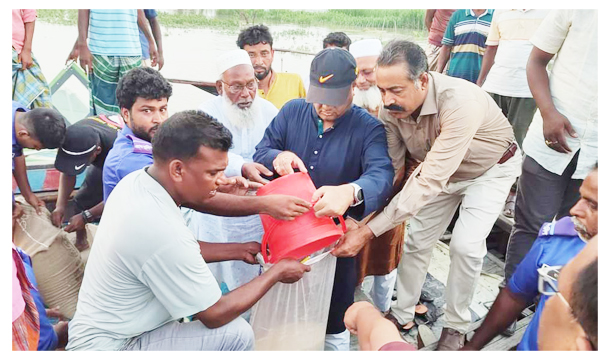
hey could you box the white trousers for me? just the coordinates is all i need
[324,329,351,351]
[391,154,521,333]
[370,269,397,312]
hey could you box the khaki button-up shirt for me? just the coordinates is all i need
[368,72,514,237]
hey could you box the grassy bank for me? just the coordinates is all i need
[36,9,426,31]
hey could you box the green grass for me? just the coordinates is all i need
[36,9,426,31]
[36,9,78,26]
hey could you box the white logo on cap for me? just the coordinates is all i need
[75,164,86,171]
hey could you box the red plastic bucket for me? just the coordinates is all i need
[257,173,346,264]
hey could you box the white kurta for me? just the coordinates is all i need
[183,96,278,295]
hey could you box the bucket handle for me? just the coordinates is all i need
[261,215,347,264]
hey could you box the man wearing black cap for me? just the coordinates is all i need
[52,115,122,250]
[254,47,394,350]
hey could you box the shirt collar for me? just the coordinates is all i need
[468,9,490,17]
[121,126,135,137]
[418,73,438,118]
[310,103,354,130]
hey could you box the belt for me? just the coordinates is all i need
[498,142,518,164]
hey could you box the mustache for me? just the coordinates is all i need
[572,216,593,240]
[384,104,405,112]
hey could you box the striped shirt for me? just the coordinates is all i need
[88,9,141,57]
[442,9,494,83]
[482,9,550,98]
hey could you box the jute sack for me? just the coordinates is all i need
[13,201,85,320]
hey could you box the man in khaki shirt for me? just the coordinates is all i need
[331,40,522,350]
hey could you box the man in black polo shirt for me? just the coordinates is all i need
[51,115,122,250]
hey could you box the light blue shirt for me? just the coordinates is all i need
[88,9,141,57]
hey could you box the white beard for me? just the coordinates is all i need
[353,86,382,113]
[221,93,261,130]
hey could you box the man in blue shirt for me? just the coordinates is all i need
[103,67,172,201]
[253,48,394,350]
[463,165,597,350]
[103,67,312,221]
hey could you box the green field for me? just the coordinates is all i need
[37,9,426,32]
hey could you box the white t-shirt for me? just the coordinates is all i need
[482,9,550,98]
[67,169,221,351]
[522,10,598,179]
[199,96,278,177]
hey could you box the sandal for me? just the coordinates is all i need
[415,303,428,315]
[385,312,416,333]
[503,192,517,218]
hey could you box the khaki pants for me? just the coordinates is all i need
[426,43,442,73]
[390,153,521,332]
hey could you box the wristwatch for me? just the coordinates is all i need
[81,209,94,223]
[350,183,364,206]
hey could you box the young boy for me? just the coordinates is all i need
[12,100,67,213]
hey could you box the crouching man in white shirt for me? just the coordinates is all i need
[66,110,310,351]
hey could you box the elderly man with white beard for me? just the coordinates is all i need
[350,39,384,117]
[182,49,282,303]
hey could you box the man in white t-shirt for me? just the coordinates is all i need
[505,9,598,308]
[184,49,279,295]
[475,9,550,219]
[66,110,310,351]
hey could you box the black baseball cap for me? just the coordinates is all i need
[306,48,358,107]
[54,125,100,176]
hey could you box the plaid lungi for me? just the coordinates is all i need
[12,48,53,109]
[90,54,142,115]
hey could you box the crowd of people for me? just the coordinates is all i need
[12,9,598,351]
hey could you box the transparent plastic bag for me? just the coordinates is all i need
[250,247,337,351]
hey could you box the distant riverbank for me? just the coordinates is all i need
[37,9,426,35]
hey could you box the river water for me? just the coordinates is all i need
[32,19,426,122]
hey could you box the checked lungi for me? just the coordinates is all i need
[12,48,52,109]
[90,55,142,115]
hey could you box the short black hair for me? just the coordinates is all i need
[152,110,233,162]
[323,32,352,50]
[23,108,67,149]
[237,24,273,49]
[116,67,173,111]
[571,257,598,350]
[378,40,428,82]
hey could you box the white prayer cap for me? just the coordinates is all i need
[349,39,383,59]
[216,49,253,79]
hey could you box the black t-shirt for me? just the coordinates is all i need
[70,116,121,169]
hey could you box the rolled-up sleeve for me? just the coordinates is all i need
[368,100,484,236]
[352,121,394,218]
[253,111,285,172]
[530,10,570,55]
[485,11,501,46]
[21,10,37,23]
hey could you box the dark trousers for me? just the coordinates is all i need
[504,153,582,281]
[488,93,537,148]
[65,165,104,220]
[326,256,356,334]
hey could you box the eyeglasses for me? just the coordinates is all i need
[221,80,257,95]
[537,264,562,296]
[538,264,595,348]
